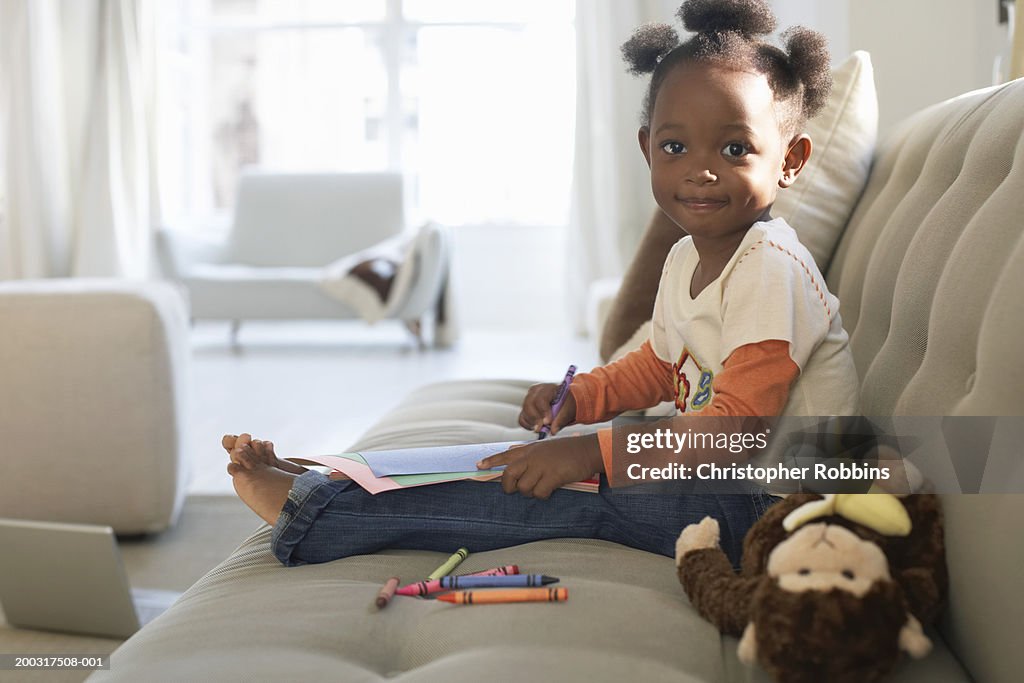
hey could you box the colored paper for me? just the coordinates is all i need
[356,441,522,477]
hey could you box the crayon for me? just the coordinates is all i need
[397,574,558,597]
[436,588,568,605]
[460,564,519,577]
[376,576,400,609]
[538,365,577,439]
[426,547,469,580]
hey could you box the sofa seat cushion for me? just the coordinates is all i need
[182,264,364,319]
[96,378,973,681]
[188,263,324,281]
[93,529,969,682]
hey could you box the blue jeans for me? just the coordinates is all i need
[271,471,777,568]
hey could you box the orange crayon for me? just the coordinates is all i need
[436,588,568,605]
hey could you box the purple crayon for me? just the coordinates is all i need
[538,365,576,439]
[396,574,558,597]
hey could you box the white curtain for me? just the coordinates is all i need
[568,0,675,334]
[0,0,70,279]
[0,0,158,280]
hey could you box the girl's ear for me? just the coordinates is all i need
[779,134,812,188]
[638,126,653,168]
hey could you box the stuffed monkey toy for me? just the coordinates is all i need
[676,493,947,683]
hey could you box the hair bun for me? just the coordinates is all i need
[677,0,776,38]
[621,23,680,75]
[783,26,832,118]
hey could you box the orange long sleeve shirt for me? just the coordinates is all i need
[569,339,799,480]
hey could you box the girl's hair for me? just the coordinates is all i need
[621,0,831,134]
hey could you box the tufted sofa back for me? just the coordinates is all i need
[826,79,1024,417]
[826,78,1024,683]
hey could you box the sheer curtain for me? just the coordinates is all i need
[0,0,158,280]
[568,0,674,334]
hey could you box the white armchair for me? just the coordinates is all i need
[156,172,453,346]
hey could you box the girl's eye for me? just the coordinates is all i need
[722,142,749,158]
[660,142,686,155]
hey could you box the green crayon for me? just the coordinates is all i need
[427,547,469,580]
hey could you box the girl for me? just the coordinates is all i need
[227,0,857,568]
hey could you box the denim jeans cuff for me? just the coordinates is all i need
[271,470,351,566]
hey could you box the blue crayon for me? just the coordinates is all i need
[397,574,558,597]
[439,574,558,590]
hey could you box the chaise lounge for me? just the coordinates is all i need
[157,172,453,347]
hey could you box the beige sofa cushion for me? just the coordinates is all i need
[826,77,1024,682]
[93,525,969,683]
[0,280,189,533]
[93,379,973,682]
[827,80,1024,417]
[939,494,1024,683]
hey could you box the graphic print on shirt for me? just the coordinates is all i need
[673,348,713,412]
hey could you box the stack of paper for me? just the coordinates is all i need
[290,441,599,494]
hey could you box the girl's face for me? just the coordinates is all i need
[638,62,808,246]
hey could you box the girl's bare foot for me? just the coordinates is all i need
[225,434,298,525]
[222,434,307,474]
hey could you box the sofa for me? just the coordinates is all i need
[0,279,190,534]
[92,77,1024,682]
[156,172,453,346]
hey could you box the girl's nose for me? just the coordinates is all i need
[687,167,718,185]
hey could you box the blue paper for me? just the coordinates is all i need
[357,441,523,477]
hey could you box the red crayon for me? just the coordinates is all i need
[436,588,568,605]
[461,564,519,577]
[397,565,521,597]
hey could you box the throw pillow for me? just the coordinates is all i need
[772,51,879,273]
[319,222,438,324]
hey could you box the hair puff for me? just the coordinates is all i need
[677,0,776,38]
[621,23,680,76]
[783,26,832,119]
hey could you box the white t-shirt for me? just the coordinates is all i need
[650,218,859,417]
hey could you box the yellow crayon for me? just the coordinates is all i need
[427,547,469,580]
[436,588,568,605]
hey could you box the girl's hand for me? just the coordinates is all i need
[518,383,578,436]
[477,434,602,500]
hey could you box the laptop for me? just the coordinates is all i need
[0,518,181,639]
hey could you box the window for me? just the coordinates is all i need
[158,0,576,229]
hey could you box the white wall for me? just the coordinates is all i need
[772,0,850,64]
[776,1,1009,135]
[847,0,1008,134]
[450,224,570,332]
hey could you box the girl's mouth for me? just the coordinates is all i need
[680,197,727,212]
